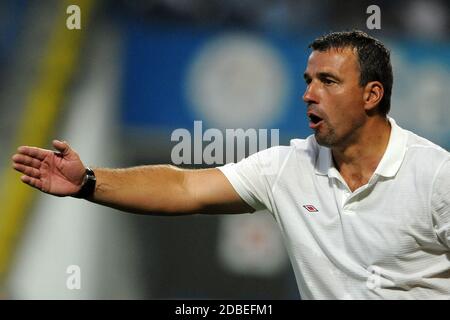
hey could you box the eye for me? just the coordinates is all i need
[322,78,335,85]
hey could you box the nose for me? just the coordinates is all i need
[302,81,319,105]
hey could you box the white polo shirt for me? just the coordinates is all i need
[218,118,450,299]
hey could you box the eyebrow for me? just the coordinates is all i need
[303,71,340,81]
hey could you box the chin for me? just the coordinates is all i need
[314,131,336,147]
[315,134,333,147]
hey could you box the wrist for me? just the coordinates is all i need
[73,167,96,199]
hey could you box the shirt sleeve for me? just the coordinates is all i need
[217,146,286,213]
[431,159,450,249]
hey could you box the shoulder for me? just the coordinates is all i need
[397,125,450,188]
[225,135,319,178]
[289,135,320,158]
[404,128,450,162]
[247,134,318,162]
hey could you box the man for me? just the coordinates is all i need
[12,31,450,299]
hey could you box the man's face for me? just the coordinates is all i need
[303,48,367,148]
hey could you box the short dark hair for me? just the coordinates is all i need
[309,30,393,116]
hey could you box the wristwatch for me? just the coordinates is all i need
[73,167,96,199]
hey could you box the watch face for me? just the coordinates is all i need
[185,32,291,129]
[86,168,96,179]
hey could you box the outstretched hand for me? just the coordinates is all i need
[11,140,86,197]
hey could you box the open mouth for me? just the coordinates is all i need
[309,114,323,125]
[307,112,324,129]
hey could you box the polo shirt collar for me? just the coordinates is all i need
[374,117,408,178]
[314,117,408,178]
[315,143,332,176]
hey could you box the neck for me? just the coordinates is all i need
[332,116,391,191]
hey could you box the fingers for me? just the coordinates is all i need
[52,140,70,156]
[16,146,49,161]
[20,175,43,190]
[12,163,41,178]
[11,154,42,169]
[15,139,72,161]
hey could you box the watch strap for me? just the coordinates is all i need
[73,167,96,199]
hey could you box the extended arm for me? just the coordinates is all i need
[89,165,254,215]
[12,140,254,215]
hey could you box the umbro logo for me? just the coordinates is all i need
[303,205,319,213]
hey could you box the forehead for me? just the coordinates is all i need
[305,48,360,76]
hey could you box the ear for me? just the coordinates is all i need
[363,81,384,112]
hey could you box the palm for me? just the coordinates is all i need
[12,140,86,197]
[40,151,85,195]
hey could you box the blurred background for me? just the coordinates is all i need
[0,0,449,299]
